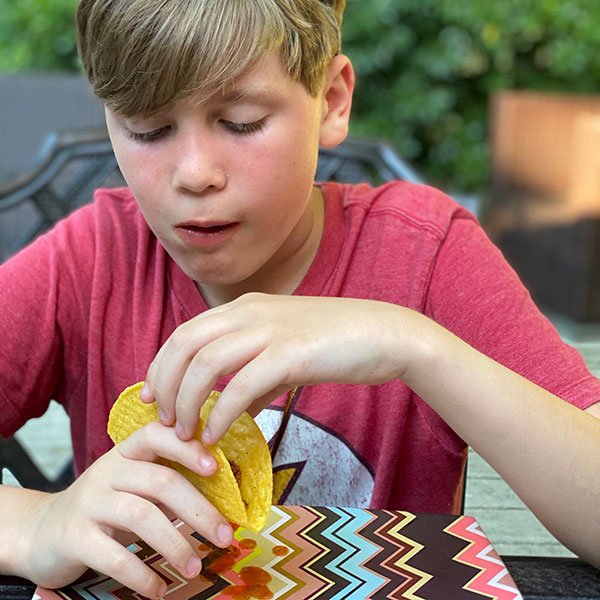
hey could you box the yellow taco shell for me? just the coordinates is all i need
[107,382,272,532]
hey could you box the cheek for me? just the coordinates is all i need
[239,121,319,187]
[118,149,160,190]
[109,132,167,196]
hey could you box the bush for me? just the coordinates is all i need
[0,0,78,71]
[3,0,600,193]
[343,0,600,193]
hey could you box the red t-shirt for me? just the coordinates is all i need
[1,181,598,514]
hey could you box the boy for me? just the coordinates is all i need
[1,0,599,597]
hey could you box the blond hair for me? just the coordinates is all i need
[77,0,346,116]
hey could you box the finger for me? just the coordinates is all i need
[203,346,295,443]
[144,312,242,424]
[174,331,268,439]
[143,334,195,424]
[109,462,233,548]
[245,386,292,417]
[83,531,168,599]
[105,492,209,580]
[117,421,217,475]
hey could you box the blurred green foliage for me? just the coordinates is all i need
[0,0,78,71]
[2,0,600,192]
[343,0,600,192]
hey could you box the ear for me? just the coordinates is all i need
[319,54,355,148]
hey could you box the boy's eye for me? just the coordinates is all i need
[222,119,266,135]
[126,126,170,143]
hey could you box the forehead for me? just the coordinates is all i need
[114,53,317,121]
[182,53,314,112]
[219,54,301,95]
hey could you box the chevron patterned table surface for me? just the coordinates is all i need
[33,506,521,600]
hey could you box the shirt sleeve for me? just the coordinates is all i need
[0,206,96,437]
[424,215,600,410]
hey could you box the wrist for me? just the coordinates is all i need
[0,486,54,579]
[392,307,446,387]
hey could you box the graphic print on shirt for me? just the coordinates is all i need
[255,407,374,507]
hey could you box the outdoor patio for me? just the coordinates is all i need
[1,73,600,561]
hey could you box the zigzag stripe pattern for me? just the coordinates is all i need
[445,516,523,599]
[324,507,388,598]
[372,510,433,599]
[268,508,437,599]
[259,504,320,596]
[34,508,522,600]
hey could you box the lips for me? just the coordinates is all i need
[174,220,239,247]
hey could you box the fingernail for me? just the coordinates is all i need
[217,523,232,545]
[201,426,214,445]
[186,556,202,577]
[140,382,150,402]
[199,453,214,471]
[158,409,169,425]
[175,422,186,438]
[157,582,167,599]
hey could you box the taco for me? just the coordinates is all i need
[107,382,272,532]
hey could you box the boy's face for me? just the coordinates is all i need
[106,53,347,298]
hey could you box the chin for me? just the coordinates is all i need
[170,252,239,284]
[187,266,253,287]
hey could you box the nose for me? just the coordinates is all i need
[172,129,227,194]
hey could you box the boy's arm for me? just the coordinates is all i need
[0,485,52,577]
[401,312,600,568]
[144,294,600,567]
[586,402,600,418]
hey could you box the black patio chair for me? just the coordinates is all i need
[0,128,445,497]
[0,128,120,262]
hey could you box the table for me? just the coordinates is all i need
[503,556,600,599]
[2,505,600,600]
[2,557,600,599]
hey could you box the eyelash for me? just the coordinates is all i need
[126,119,266,144]
[222,119,266,135]
[126,127,169,143]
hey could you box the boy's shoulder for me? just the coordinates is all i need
[91,186,141,218]
[68,186,146,238]
[321,180,476,239]
[34,186,151,265]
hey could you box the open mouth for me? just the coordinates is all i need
[180,223,235,234]
[175,221,239,247]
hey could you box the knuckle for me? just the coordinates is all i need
[170,534,193,561]
[191,499,211,523]
[189,350,215,376]
[146,358,157,380]
[238,291,265,309]
[150,379,170,403]
[125,500,154,524]
[169,327,195,354]
[143,420,163,436]
[230,370,253,394]
[237,291,256,303]
[106,549,132,577]
[134,421,161,445]
[153,466,177,490]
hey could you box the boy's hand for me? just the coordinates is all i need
[25,422,233,599]
[143,293,415,444]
